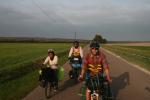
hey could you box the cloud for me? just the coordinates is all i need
[55,2,150,25]
[0,0,150,40]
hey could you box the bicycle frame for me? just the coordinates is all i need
[89,74,113,100]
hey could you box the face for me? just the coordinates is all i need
[74,43,79,48]
[91,47,99,55]
[48,52,54,58]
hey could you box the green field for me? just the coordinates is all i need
[102,45,150,71]
[0,43,81,100]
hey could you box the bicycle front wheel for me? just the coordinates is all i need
[45,82,53,98]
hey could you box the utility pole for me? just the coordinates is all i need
[75,32,77,40]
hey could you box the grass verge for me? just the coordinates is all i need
[102,45,150,71]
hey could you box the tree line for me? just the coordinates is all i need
[93,34,107,43]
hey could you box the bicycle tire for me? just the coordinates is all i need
[45,82,53,98]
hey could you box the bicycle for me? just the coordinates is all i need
[84,73,113,100]
[39,67,58,98]
[69,56,82,80]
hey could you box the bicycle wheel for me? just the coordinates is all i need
[45,82,53,98]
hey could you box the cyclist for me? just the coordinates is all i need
[79,41,112,100]
[39,49,58,90]
[68,41,83,78]
[68,40,83,59]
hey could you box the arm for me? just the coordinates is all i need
[43,56,49,65]
[105,69,111,82]
[102,53,112,83]
[79,54,88,80]
[68,47,73,58]
[80,65,87,78]
[80,47,83,58]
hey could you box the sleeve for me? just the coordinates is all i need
[68,47,73,57]
[80,47,83,58]
[43,56,49,65]
[102,53,109,70]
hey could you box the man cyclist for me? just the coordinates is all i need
[39,49,58,91]
[79,41,112,100]
[68,41,83,78]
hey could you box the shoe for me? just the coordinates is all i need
[69,70,74,79]
[54,89,57,92]
[54,86,58,92]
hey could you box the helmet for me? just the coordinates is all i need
[90,41,100,48]
[74,40,79,44]
[48,49,54,53]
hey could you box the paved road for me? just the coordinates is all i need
[23,46,150,100]
[103,49,150,100]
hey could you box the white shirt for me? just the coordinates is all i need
[43,55,58,69]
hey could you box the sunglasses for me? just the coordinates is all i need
[91,47,99,50]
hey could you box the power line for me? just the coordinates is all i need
[31,0,57,22]
[25,0,89,40]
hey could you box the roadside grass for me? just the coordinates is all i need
[102,45,150,71]
[0,43,71,70]
[0,70,38,100]
[0,43,76,100]
[0,43,71,79]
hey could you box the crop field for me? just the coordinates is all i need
[102,45,150,71]
[0,43,78,100]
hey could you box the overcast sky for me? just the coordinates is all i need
[0,0,150,41]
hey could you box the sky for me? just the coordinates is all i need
[0,0,150,41]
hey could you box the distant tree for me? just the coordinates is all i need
[102,38,107,43]
[93,33,107,43]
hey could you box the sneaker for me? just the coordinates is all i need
[54,85,58,92]
[69,70,74,79]
[53,87,57,92]
[69,73,74,79]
